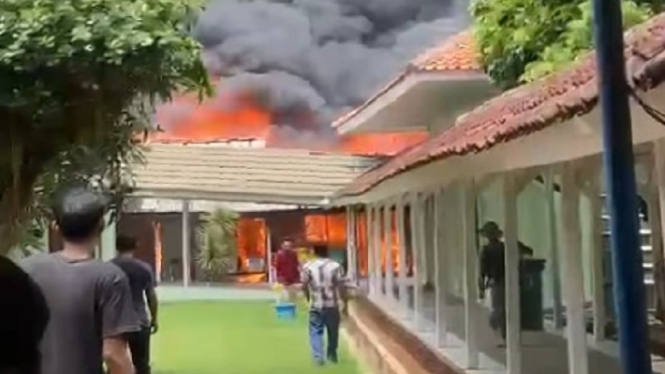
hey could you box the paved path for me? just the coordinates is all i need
[157,284,276,303]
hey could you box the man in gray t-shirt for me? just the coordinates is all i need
[22,187,138,374]
[22,254,139,374]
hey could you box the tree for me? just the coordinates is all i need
[471,0,659,88]
[0,0,210,253]
[196,209,239,283]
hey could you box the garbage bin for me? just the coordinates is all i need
[520,258,546,331]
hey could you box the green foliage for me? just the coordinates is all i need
[196,209,240,282]
[6,222,44,261]
[0,0,210,252]
[472,0,658,87]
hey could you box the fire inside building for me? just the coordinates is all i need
[43,85,423,285]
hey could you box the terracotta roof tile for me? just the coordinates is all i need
[332,30,481,129]
[337,12,665,197]
[409,30,481,73]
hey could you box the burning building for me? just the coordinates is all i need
[94,0,469,284]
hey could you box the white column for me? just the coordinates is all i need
[462,180,479,368]
[503,173,521,374]
[346,205,357,282]
[397,196,409,315]
[266,226,274,284]
[367,205,376,297]
[561,164,589,374]
[100,212,117,261]
[411,193,425,327]
[434,188,448,347]
[384,202,396,305]
[182,199,191,288]
[425,196,436,286]
[588,170,606,341]
[654,140,665,322]
[545,169,564,329]
[373,205,383,299]
[649,152,664,324]
[365,205,376,299]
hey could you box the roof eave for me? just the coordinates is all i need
[132,188,333,207]
[336,72,488,135]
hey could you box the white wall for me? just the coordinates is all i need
[476,178,595,311]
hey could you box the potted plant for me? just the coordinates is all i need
[196,209,239,284]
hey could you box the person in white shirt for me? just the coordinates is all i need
[301,245,348,366]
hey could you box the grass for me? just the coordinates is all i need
[153,301,362,374]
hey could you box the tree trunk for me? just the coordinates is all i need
[0,190,26,255]
[0,165,42,255]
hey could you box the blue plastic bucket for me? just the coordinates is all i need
[275,303,297,320]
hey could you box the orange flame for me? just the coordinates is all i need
[378,209,400,273]
[304,213,347,247]
[338,132,427,156]
[153,93,271,143]
[152,221,163,279]
[355,209,369,276]
[236,217,267,272]
[153,93,426,156]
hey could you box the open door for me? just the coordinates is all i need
[236,217,267,283]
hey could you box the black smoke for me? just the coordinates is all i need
[193,0,469,133]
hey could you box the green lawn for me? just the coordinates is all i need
[153,301,362,374]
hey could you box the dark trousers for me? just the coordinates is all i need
[489,281,506,340]
[308,307,340,363]
[127,327,151,374]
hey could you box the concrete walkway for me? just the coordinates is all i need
[157,283,276,303]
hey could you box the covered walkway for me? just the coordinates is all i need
[336,12,665,374]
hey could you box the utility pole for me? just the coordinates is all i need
[592,0,652,373]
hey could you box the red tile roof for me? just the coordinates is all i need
[410,30,481,73]
[332,30,481,129]
[337,12,665,197]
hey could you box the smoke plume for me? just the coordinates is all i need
[193,0,469,133]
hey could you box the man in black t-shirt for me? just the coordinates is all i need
[21,187,138,374]
[0,255,49,374]
[111,235,158,374]
[478,221,533,343]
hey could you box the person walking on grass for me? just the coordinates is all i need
[301,244,348,366]
[21,186,138,374]
[275,238,300,303]
[111,235,159,374]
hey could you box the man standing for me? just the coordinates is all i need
[0,255,49,374]
[111,235,159,374]
[301,245,348,366]
[21,186,138,374]
[274,239,300,302]
[478,221,533,344]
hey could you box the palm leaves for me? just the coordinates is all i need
[196,208,239,282]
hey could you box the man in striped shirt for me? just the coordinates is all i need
[301,245,348,365]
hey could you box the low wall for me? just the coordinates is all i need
[343,296,463,374]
